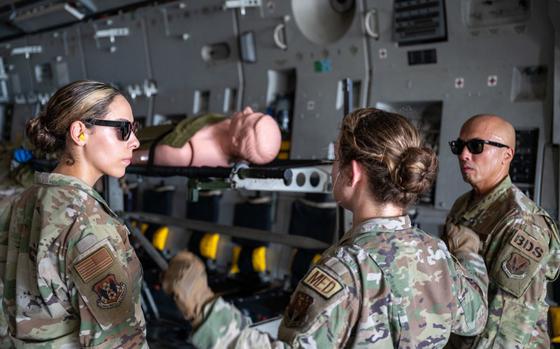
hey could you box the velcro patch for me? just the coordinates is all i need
[303,266,343,299]
[502,253,530,279]
[510,230,545,262]
[284,291,314,328]
[74,246,114,283]
[93,274,127,309]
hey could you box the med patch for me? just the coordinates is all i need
[303,266,343,299]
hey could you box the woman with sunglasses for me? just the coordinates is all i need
[163,108,490,348]
[0,80,147,347]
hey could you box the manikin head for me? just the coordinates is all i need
[452,114,515,197]
[229,107,282,164]
[137,107,282,168]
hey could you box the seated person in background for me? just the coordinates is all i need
[132,107,282,167]
[0,143,34,198]
[162,108,489,348]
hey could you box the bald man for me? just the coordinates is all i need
[444,115,560,348]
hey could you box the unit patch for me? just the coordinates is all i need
[74,246,114,283]
[93,274,127,309]
[284,291,314,328]
[502,253,530,279]
[510,230,545,262]
[303,266,343,299]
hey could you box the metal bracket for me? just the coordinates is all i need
[0,57,7,80]
[364,9,379,39]
[38,93,50,105]
[127,84,142,100]
[94,27,130,43]
[223,0,261,15]
[187,179,231,202]
[231,165,333,193]
[143,79,158,98]
[26,92,37,104]
[14,94,26,105]
[273,23,287,50]
[11,45,42,59]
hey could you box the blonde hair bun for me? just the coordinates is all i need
[394,147,438,195]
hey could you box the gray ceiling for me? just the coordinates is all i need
[0,0,151,40]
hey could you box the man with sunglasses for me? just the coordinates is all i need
[444,114,560,348]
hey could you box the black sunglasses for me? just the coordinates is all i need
[84,118,138,141]
[449,138,509,155]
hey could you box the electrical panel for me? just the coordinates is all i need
[392,0,447,45]
[463,0,531,28]
[26,27,86,104]
[510,129,539,198]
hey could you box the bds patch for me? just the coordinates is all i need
[502,252,530,279]
[510,230,545,262]
[303,266,343,299]
[92,274,127,309]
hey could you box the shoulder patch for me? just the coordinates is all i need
[71,239,134,327]
[93,274,127,309]
[303,266,343,299]
[74,246,114,283]
[510,230,545,262]
[283,291,314,328]
[502,253,530,279]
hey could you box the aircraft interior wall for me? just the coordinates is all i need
[0,0,559,346]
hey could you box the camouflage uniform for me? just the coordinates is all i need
[0,172,148,348]
[445,176,560,349]
[192,215,489,348]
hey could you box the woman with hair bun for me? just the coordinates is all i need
[163,108,490,348]
[0,80,147,347]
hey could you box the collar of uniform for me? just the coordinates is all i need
[341,215,412,241]
[35,172,117,218]
[461,175,512,223]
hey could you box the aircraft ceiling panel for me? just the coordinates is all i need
[238,0,371,160]
[80,12,150,117]
[84,0,149,13]
[145,0,241,117]
[0,22,21,40]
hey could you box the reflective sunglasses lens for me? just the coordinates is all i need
[466,140,484,154]
[120,123,131,141]
[450,140,463,155]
